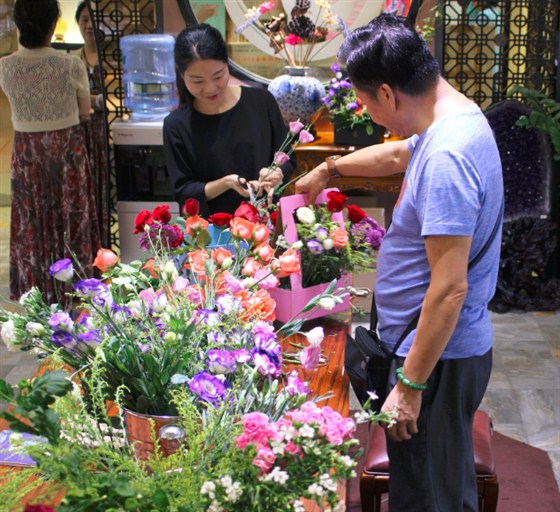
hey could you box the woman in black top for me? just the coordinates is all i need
[163,24,296,217]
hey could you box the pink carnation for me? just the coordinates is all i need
[285,34,303,46]
[259,1,275,14]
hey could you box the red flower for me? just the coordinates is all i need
[183,198,199,216]
[347,204,368,223]
[326,191,348,213]
[133,209,153,234]
[151,204,171,224]
[269,210,279,226]
[24,505,57,512]
[234,202,259,223]
[209,212,233,227]
[169,224,185,248]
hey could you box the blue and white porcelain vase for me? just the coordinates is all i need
[268,67,324,125]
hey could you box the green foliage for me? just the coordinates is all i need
[510,86,560,161]
[0,370,73,443]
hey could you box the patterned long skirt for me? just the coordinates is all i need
[10,125,102,306]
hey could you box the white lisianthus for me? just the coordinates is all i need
[243,277,257,289]
[305,326,324,347]
[322,238,334,250]
[317,297,336,310]
[296,206,315,224]
[307,483,325,496]
[291,240,303,250]
[221,256,233,269]
[1,320,17,351]
[163,260,178,281]
[26,321,45,336]
[18,289,33,305]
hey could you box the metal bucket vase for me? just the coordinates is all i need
[123,408,184,460]
[268,67,324,125]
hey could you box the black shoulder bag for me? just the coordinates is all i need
[345,206,503,411]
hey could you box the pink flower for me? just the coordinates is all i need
[274,151,290,165]
[253,445,276,472]
[172,276,189,293]
[285,34,303,45]
[258,1,275,14]
[300,345,321,370]
[289,121,304,134]
[298,129,314,143]
[254,268,279,290]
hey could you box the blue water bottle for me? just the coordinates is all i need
[120,34,179,119]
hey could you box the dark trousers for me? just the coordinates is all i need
[387,349,492,512]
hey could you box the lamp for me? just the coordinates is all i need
[54,18,67,42]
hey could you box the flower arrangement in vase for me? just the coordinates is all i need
[323,63,385,146]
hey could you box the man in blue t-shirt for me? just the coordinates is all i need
[296,13,503,512]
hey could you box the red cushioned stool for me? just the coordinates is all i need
[360,410,499,511]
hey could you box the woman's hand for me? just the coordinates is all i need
[381,382,422,442]
[229,174,251,197]
[258,167,283,200]
[295,163,330,204]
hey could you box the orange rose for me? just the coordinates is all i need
[277,248,301,277]
[242,257,264,277]
[252,223,270,244]
[253,242,275,263]
[93,248,119,272]
[230,217,255,240]
[187,249,210,276]
[185,215,209,236]
[331,226,349,248]
[212,247,233,266]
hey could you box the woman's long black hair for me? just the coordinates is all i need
[174,23,228,105]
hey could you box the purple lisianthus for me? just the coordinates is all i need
[48,312,73,332]
[189,371,230,406]
[346,101,359,111]
[306,239,324,254]
[253,352,281,377]
[92,290,114,309]
[195,309,220,327]
[51,330,75,347]
[232,348,251,364]
[285,370,311,396]
[74,278,108,298]
[208,329,227,345]
[206,349,237,374]
[78,330,101,345]
[49,258,74,282]
[330,62,341,73]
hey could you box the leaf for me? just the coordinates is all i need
[0,379,14,400]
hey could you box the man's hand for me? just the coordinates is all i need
[294,163,330,204]
[381,382,422,442]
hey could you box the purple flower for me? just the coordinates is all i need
[206,349,237,374]
[78,330,101,345]
[232,348,251,364]
[49,258,74,282]
[195,309,220,327]
[253,352,281,377]
[74,278,108,298]
[51,331,75,347]
[285,370,311,396]
[48,312,73,332]
[350,218,386,251]
[306,239,324,254]
[189,371,230,406]
[215,294,240,315]
[346,101,359,111]
[300,345,321,371]
[93,290,114,309]
[330,63,341,73]
[139,223,183,252]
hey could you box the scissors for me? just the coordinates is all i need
[237,176,257,203]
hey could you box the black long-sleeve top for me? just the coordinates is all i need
[163,86,296,217]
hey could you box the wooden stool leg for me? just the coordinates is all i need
[360,473,388,512]
[479,475,499,512]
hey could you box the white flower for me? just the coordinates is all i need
[18,289,33,305]
[318,297,336,310]
[207,500,225,512]
[307,483,325,496]
[26,321,45,336]
[291,240,304,250]
[323,238,334,250]
[334,500,346,512]
[262,466,289,484]
[243,277,256,289]
[221,256,233,269]
[163,260,178,281]
[354,410,370,423]
[305,326,324,347]
[293,499,306,512]
[299,424,315,438]
[296,206,316,224]
[200,480,216,499]
[1,320,17,351]
[340,455,355,468]
[319,474,338,492]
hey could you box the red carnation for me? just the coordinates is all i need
[347,204,368,223]
[133,209,153,234]
[209,212,233,227]
[152,204,171,224]
[234,202,259,223]
[326,191,348,213]
[183,198,199,217]
[170,224,185,248]
[269,210,279,226]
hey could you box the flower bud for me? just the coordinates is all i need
[317,297,336,310]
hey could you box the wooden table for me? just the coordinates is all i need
[293,130,405,194]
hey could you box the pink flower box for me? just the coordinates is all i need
[269,189,351,323]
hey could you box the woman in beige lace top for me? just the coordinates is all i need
[0,0,101,306]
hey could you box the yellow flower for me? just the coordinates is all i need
[315,0,331,8]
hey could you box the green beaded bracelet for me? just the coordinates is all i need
[396,367,428,391]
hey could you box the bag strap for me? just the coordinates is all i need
[371,202,503,356]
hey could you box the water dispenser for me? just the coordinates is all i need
[120,34,179,119]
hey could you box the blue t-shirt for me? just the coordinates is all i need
[376,103,503,359]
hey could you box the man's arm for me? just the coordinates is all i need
[382,234,472,441]
[295,138,411,203]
